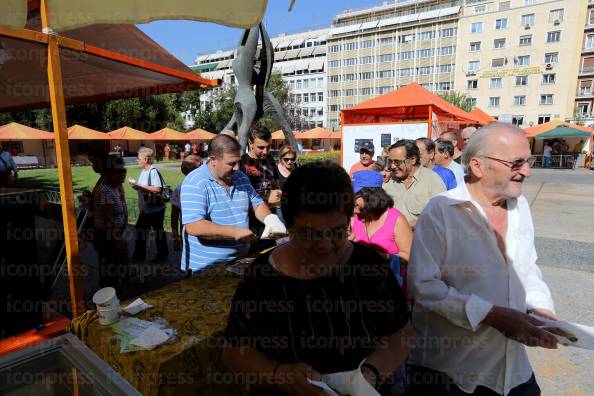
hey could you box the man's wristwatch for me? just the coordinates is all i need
[360,362,381,390]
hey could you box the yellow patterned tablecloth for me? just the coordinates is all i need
[70,266,246,396]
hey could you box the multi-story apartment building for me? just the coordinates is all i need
[326,0,462,130]
[191,28,329,129]
[455,0,587,127]
[575,0,594,123]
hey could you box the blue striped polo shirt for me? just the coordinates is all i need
[180,162,263,271]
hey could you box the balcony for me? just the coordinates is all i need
[586,23,594,31]
[576,90,594,99]
[582,46,594,54]
[579,66,594,76]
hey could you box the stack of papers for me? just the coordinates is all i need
[532,315,594,349]
[112,317,175,353]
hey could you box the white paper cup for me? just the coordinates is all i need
[93,287,118,310]
[97,301,120,325]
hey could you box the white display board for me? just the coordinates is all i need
[342,123,428,171]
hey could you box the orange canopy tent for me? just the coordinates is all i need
[0,122,54,140]
[468,108,497,125]
[186,128,216,140]
[272,130,302,140]
[150,127,188,141]
[107,126,152,140]
[297,127,341,139]
[67,125,109,140]
[523,120,594,138]
[342,83,484,126]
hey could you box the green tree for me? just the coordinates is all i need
[438,91,474,112]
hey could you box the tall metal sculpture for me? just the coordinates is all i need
[222,23,299,152]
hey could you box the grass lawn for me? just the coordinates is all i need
[15,164,185,231]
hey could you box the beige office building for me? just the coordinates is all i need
[455,0,587,127]
[574,0,594,123]
[326,1,461,130]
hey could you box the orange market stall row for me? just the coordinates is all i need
[339,83,485,171]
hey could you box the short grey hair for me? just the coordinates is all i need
[461,126,477,139]
[210,134,241,159]
[461,122,525,175]
[138,147,154,163]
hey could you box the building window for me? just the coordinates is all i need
[329,60,340,68]
[549,9,564,23]
[295,94,301,103]
[360,87,372,95]
[318,92,324,101]
[471,22,484,33]
[467,79,478,89]
[398,34,414,43]
[329,75,340,83]
[379,37,394,45]
[296,80,302,89]
[421,83,434,90]
[586,34,594,49]
[439,46,455,56]
[521,14,535,27]
[378,53,394,62]
[361,39,374,48]
[418,31,436,40]
[519,35,532,46]
[329,105,339,112]
[540,94,554,104]
[360,72,373,80]
[417,66,432,75]
[494,39,506,49]
[440,64,453,73]
[513,95,526,106]
[343,73,356,81]
[303,79,309,89]
[495,18,508,30]
[440,28,456,37]
[438,82,452,91]
[344,89,355,97]
[542,73,556,84]
[289,80,295,89]
[538,115,551,124]
[329,90,339,97]
[470,41,481,52]
[474,5,487,14]
[524,0,536,5]
[517,55,530,66]
[579,80,593,95]
[492,58,505,68]
[468,61,480,71]
[469,97,478,107]
[344,58,357,66]
[577,103,590,116]
[344,42,358,51]
[317,78,323,88]
[303,93,309,103]
[360,56,373,65]
[377,70,395,78]
[512,115,524,126]
[399,51,414,60]
[399,68,413,76]
[376,86,392,94]
[499,1,511,11]
[489,97,501,107]
[329,45,341,53]
[418,48,434,58]
[516,75,528,86]
[547,31,561,43]
[544,52,558,64]
[491,78,502,88]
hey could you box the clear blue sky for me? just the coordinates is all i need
[138,0,383,66]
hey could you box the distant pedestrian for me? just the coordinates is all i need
[0,143,18,187]
[543,142,552,168]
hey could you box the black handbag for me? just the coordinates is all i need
[144,168,171,206]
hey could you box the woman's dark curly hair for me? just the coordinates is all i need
[354,187,394,219]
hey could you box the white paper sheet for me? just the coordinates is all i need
[321,360,380,396]
[129,326,174,350]
[123,298,154,315]
[533,316,594,350]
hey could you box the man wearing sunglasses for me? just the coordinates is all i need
[407,123,556,396]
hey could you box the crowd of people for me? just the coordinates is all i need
[81,123,558,396]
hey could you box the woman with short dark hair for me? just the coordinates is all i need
[222,161,413,396]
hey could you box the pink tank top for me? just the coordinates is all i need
[353,208,402,255]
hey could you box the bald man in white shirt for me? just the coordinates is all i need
[407,123,557,396]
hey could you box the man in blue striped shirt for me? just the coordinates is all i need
[180,134,285,272]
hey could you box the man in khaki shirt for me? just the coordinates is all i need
[383,139,445,228]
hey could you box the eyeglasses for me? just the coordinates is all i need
[390,158,408,167]
[282,157,296,163]
[482,156,535,171]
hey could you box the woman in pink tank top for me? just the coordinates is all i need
[350,187,413,262]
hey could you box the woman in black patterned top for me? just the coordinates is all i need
[223,161,413,396]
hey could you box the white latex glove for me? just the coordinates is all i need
[261,214,287,239]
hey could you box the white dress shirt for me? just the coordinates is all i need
[447,160,466,187]
[408,184,555,396]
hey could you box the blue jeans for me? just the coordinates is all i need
[542,156,551,168]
